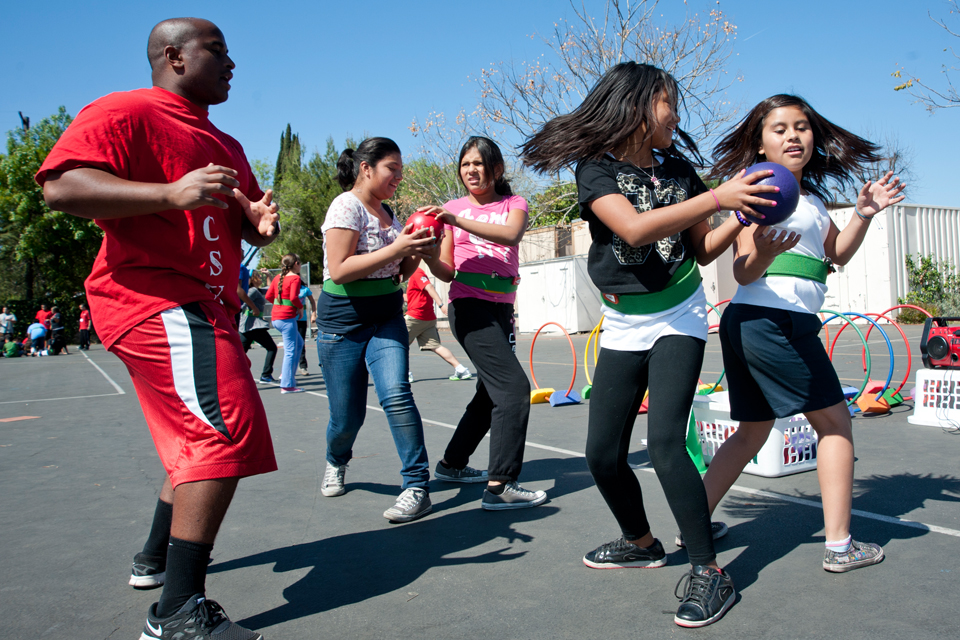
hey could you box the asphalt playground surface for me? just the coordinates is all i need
[2,323,959,639]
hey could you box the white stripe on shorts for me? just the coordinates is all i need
[160,306,214,429]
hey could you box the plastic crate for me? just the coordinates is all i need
[908,369,960,428]
[692,392,818,478]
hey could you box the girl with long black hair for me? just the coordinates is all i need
[522,62,778,628]
[704,94,904,573]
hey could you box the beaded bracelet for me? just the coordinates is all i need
[855,207,872,222]
[708,189,722,213]
[734,210,752,227]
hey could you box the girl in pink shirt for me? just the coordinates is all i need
[420,136,547,511]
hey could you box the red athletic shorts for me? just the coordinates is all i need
[110,300,277,487]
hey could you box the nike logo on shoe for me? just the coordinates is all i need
[145,620,162,636]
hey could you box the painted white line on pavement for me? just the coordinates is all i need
[270,382,960,539]
[81,351,126,394]
[0,393,127,405]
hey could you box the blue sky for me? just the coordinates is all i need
[3,0,956,206]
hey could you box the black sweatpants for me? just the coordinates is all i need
[241,328,278,378]
[297,320,309,369]
[585,335,716,566]
[444,298,530,482]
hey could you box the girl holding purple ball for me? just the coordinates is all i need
[705,94,905,573]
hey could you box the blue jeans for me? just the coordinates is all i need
[272,318,303,389]
[317,314,429,490]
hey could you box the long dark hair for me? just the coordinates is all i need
[520,62,703,173]
[458,136,513,196]
[709,94,881,203]
[337,137,402,190]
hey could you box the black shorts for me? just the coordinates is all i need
[719,303,845,422]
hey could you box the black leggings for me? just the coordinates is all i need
[585,335,715,566]
[444,298,530,482]
[241,328,278,378]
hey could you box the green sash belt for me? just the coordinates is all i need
[322,277,401,297]
[600,258,701,315]
[762,253,831,284]
[272,298,295,307]
[453,270,521,294]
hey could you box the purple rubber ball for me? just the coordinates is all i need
[741,161,800,225]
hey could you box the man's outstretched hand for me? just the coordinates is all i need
[235,188,280,238]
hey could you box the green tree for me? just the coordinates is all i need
[0,107,102,302]
[261,135,347,271]
[898,253,960,321]
[274,124,302,189]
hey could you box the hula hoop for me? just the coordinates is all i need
[530,322,577,396]
[832,312,912,397]
[820,309,871,402]
[702,301,726,394]
[830,311,894,402]
[878,304,933,321]
[583,317,604,387]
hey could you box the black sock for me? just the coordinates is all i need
[487,483,506,495]
[156,537,213,618]
[142,499,173,561]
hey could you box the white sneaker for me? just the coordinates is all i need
[449,367,472,381]
[383,488,432,523]
[321,462,347,497]
[408,371,414,383]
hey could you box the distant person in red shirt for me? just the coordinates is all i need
[78,303,92,350]
[405,267,471,382]
[37,17,278,640]
[35,304,52,330]
[265,253,305,393]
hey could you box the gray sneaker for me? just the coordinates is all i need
[449,368,472,381]
[675,521,729,548]
[383,488,432,523]
[481,481,547,510]
[321,462,347,497]
[435,461,488,483]
[823,539,884,572]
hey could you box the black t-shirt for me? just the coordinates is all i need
[575,154,706,294]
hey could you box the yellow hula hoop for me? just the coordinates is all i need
[583,317,604,386]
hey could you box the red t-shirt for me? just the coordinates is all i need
[265,273,303,321]
[405,268,436,321]
[79,310,91,330]
[35,87,263,348]
[36,310,52,328]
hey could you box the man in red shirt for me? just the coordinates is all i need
[35,304,52,330]
[78,303,92,350]
[405,267,471,382]
[37,17,278,640]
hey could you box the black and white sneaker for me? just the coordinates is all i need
[582,537,666,569]
[383,488,433,523]
[481,481,547,510]
[129,553,165,589]
[674,521,729,548]
[140,594,262,639]
[434,461,488,483]
[674,565,736,628]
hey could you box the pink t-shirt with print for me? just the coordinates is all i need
[444,194,527,304]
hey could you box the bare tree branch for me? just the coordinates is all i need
[893,0,959,112]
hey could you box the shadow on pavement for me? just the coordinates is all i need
[211,505,558,629]
[717,472,960,591]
